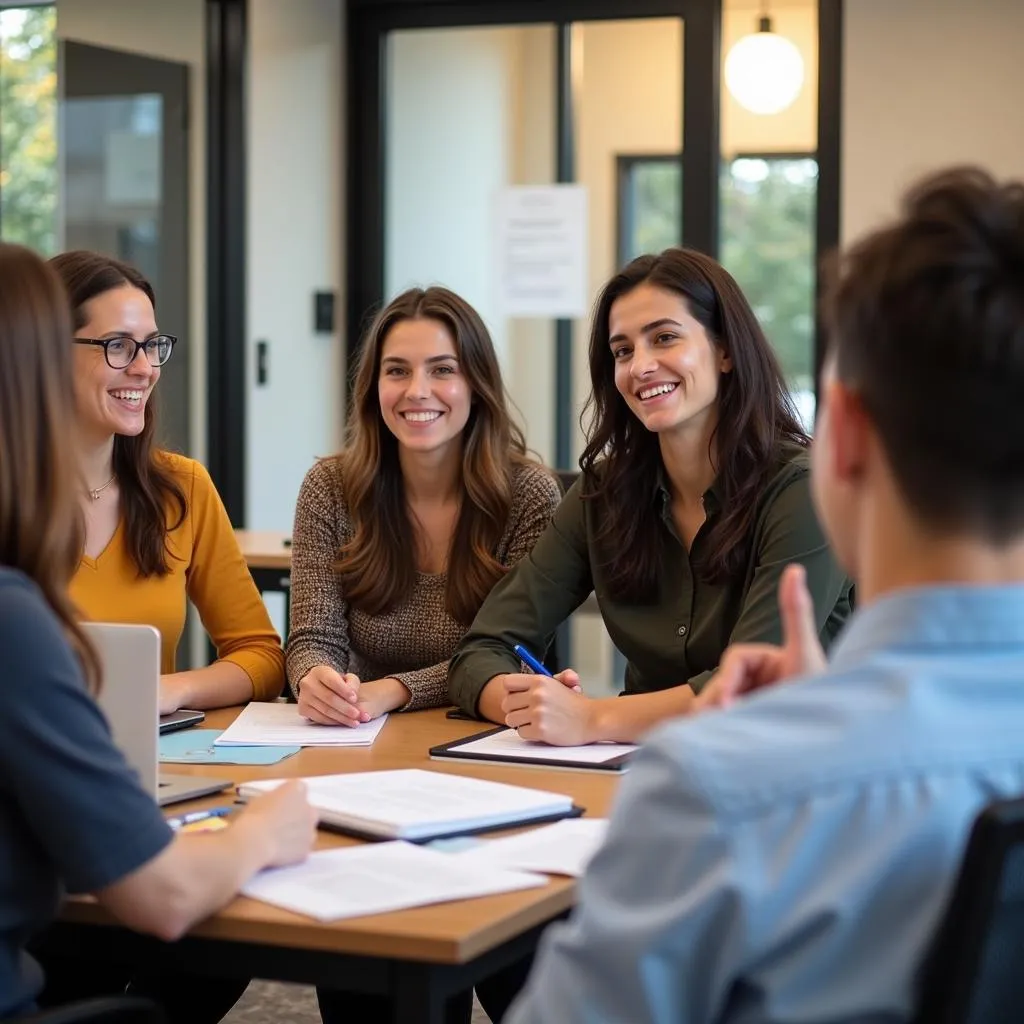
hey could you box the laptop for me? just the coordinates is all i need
[84,622,231,806]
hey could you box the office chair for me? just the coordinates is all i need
[15,996,165,1024]
[913,796,1024,1024]
[555,469,579,495]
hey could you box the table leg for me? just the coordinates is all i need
[390,965,472,1024]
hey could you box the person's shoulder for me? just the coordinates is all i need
[300,454,344,496]
[768,442,812,487]
[154,449,199,481]
[642,666,904,819]
[0,568,76,673]
[154,451,220,509]
[296,454,349,517]
[511,461,562,507]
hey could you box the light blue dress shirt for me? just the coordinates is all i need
[506,585,1024,1024]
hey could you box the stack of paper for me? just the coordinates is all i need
[241,842,548,921]
[237,768,578,841]
[449,818,609,877]
[214,702,388,747]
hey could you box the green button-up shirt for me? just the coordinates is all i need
[448,448,853,715]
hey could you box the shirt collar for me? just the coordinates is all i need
[655,465,722,519]
[830,584,1024,670]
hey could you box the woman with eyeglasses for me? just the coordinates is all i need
[52,250,285,714]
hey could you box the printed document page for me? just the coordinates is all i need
[214,702,388,747]
[241,841,547,921]
[451,818,609,877]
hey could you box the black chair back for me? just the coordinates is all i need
[914,796,1024,1023]
[555,469,579,496]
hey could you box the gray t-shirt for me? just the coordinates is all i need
[0,567,172,1017]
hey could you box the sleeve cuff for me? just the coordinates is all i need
[221,650,285,701]
[449,651,519,716]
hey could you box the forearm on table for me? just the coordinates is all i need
[162,660,254,709]
[587,685,697,743]
[96,816,274,942]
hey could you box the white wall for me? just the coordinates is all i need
[56,0,208,461]
[246,0,343,531]
[842,0,1024,245]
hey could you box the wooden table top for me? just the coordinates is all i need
[63,707,619,964]
[235,530,292,570]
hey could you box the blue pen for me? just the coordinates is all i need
[512,644,553,677]
[166,806,235,831]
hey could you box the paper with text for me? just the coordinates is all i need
[450,818,609,877]
[214,702,388,747]
[241,841,547,921]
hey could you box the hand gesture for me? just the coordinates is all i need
[693,564,826,714]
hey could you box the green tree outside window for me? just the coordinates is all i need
[1,5,58,254]
[618,154,817,424]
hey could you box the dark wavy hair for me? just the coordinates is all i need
[51,250,186,578]
[0,244,101,692]
[580,247,808,602]
[335,286,540,623]
[825,166,1024,541]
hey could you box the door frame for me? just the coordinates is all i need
[206,0,247,524]
[347,0,721,398]
[347,0,843,445]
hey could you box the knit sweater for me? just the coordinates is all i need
[285,458,562,710]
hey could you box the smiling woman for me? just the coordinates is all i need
[286,285,561,733]
[448,246,855,745]
[51,250,286,716]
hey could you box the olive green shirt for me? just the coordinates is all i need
[448,449,853,716]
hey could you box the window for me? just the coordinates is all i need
[617,152,818,428]
[0,4,58,253]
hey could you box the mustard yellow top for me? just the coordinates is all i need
[70,452,285,700]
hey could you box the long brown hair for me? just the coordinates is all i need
[337,287,534,623]
[0,244,100,692]
[581,247,808,602]
[50,250,186,577]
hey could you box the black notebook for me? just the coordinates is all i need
[430,726,636,774]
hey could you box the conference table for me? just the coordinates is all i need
[51,706,620,1024]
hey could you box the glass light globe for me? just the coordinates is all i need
[725,27,805,116]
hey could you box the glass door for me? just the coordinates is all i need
[59,40,191,454]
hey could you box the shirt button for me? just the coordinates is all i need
[677,625,687,636]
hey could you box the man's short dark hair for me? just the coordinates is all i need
[825,166,1024,541]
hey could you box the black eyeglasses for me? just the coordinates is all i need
[73,335,178,369]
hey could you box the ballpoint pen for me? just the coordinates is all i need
[166,806,235,831]
[512,643,554,677]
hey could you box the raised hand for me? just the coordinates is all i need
[693,564,826,714]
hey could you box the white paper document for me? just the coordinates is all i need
[241,841,548,921]
[451,819,610,877]
[238,768,574,840]
[453,729,637,765]
[214,702,388,747]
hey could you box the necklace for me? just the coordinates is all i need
[88,474,116,501]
